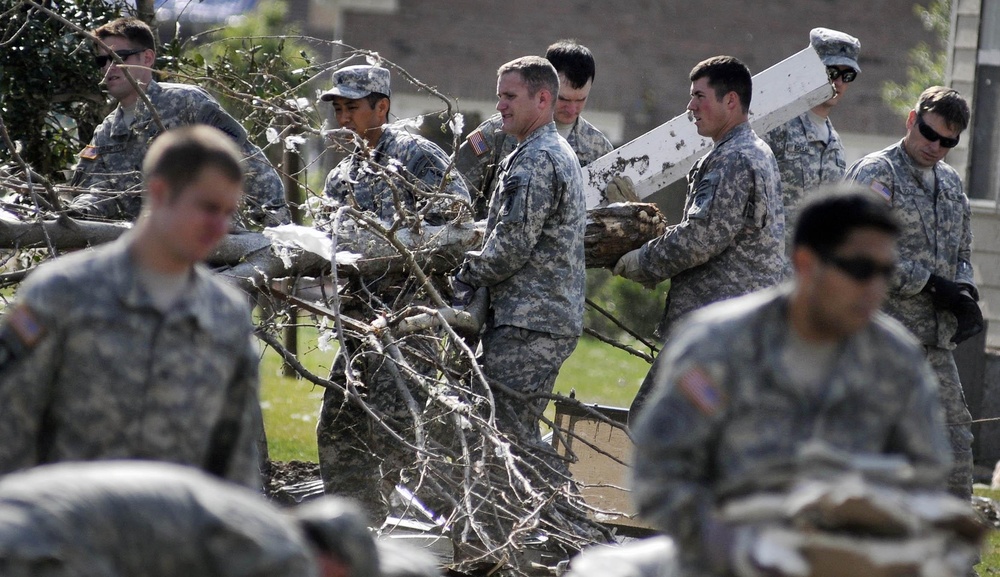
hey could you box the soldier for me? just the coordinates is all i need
[0,125,262,488]
[454,40,615,218]
[628,189,951,577]
[844,86,982,501]
[0,461,381,577]
[616,56,786,417]
[764,27,860,246]
[453,55,586,481]
[315,64,470,524]
[71,17,289,227]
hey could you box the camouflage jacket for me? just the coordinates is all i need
[0,235,261,488]
[457,122,586,337]
[323,124,470,225]
[764,112,847,244]
[631,286,951,572]
[0,462,315,577]
[72,80,289,226]
[638,122,786,334]
[844,140,975,348]
[454,113,612,219]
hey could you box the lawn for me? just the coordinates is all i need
[258,328,651,462]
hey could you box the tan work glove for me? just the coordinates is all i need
[604,175,640,204]
[613,248,660,289]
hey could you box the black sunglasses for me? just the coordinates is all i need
[826,67,857,83]
[94,48,145,69]
[822,254,895,282]
[916,115,960,148]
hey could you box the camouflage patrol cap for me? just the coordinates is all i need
[320,65,391,101]
[810,27,861,73]
[291,496,380,577]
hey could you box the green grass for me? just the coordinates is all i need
[259,328,651,462]
[976,488,1000,575]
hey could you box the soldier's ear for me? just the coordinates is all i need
[146,176,171,208]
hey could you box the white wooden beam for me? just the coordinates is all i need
[583,47,835,208]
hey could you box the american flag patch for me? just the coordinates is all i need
[678,366,723,416]
[6,304,45,349]
[79,145,98,160]
[468,129,490,157]
[870,180,892,203]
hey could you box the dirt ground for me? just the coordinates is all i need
[264,460,321,504]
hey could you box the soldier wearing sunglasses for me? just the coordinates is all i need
[624,189,952,577]
[845,86,981,504]
[764,27,860,250]
[69,17,289,228]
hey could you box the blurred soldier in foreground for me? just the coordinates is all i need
[455,39,616,218]
[844,86,982,501]
[315,63,470,524]
[764,27,860,246]
[0,125,262,488]
[0,461,382,577]
[626,189,955,576]
[618,56,785,418]
[71,17,288,227]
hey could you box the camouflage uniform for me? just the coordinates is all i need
[72,80,289,226]
[631,286,952,576]
[454,112,612,219]
[322,124,470,224]
[628,122,785,416]
[763,113,847,246]
[0,235,261,488]
[844,140,976,500]
[0,461,316,577]
[317,124,470,523]
[455,121,586,475]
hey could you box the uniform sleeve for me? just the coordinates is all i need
[887,351,953,487]
[458,153,556,287]
[0,300,60,475]
[404,143,471,225]
[639,154,757,280]
[630,333,728,547]
[844,158,930,297]
[956,193,976,292]
[219,334,264,489]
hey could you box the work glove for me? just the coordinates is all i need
[604,175,639,204]
[613,248,659,289]
[952,293,984,344]
[923,274,964,309]
[450,275,476,308]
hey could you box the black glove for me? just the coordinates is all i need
[923,274,964,309]
[952,293,984,344]
[450,276,476,308]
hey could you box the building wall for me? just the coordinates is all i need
[292,0,937,146]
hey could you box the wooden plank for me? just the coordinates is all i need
[583,47,835,208]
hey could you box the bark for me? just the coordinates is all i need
[0,204,668,290]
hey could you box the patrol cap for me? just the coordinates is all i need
[320,65,391,101]
[810,27,861,73]
[291,496,380,577]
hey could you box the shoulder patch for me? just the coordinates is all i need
[677,365,724,416]
[5,304,46,349]
[869,179,892,203]
[79,145,98,160]
[467,129,490,157]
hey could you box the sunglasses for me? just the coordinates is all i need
[822,254,895,282]
[94,48,145,69]
[916,116,960,148]
[826,67,857,83]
